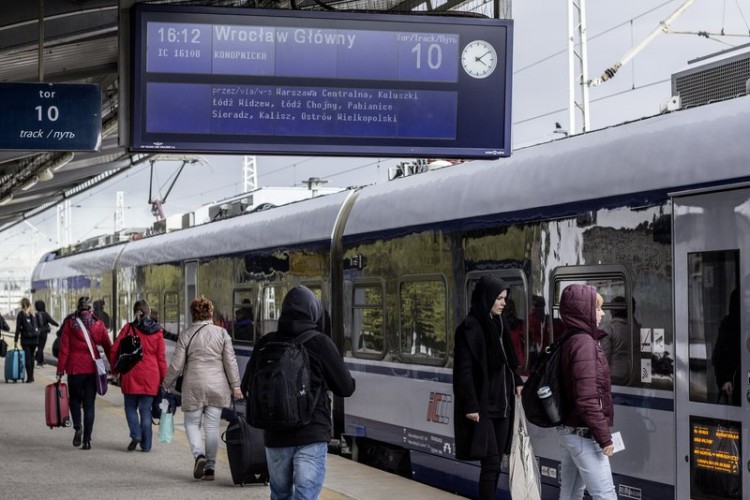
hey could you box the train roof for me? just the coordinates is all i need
[343,96,750,241]
[116,189,352,267]
[32,244,123,281]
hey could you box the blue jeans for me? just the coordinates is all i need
[557,426,617,500]
[266,442,328,500]
[123,394,155,451]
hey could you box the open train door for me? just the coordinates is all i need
[673,186,749,499]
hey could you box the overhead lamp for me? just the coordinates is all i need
[20,176,39,191]
[50,152,75,172]
[38,168,54,182]
[0,193,12,206]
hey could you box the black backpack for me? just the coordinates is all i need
[247,330,320,430]
[521,332,575,428]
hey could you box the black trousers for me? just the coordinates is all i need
[21,344,36,382]
[36,331,48,365]
[478,416,512,500]
[68,373,97,442]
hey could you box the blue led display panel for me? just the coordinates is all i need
[131,4,513,158]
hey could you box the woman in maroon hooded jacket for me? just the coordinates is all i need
[57,296,112,450]
[111,299,166,452]
[557,284,616,500]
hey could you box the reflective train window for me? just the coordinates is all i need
[350,281,385,358]
[260,283,287,336]
[232,288,255,343]
[551,268,634,386]
[145,292,160,323]
[687,250,740,406]
[163,291,179,335]
[399,276,447,364]
[465,272,528,371]
[301,282,329,336]
[117,293,128,332]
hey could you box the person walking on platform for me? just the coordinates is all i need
[452,276,523,500]
[56,296,112,450]
[110,299,166,452]
[34,299,59,367]
[557,284,617,500]
[242,285,356,500]
[14,297,39,383]
[162,296,243,481]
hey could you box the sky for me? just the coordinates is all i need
[1,0,749,284]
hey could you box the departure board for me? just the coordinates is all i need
[130,4,513,158]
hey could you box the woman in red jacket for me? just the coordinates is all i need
[57,296,112,450]
[111,299,166,452]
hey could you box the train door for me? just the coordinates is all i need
[674,187,749,499]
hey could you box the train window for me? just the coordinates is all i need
[163,291,179,335]
[260,283,287,336]
[301,282,331,336]
[465,271,529,372]
[350,282,385,358]
[117,293,129,332]
[399,275,447,364]
[232,288,255,343]
[687,250,740,406]
[551,266,633,386]
[145,292,160,322]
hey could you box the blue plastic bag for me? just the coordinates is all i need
[159,411,174,444]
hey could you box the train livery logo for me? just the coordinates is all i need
[427,392,452,424]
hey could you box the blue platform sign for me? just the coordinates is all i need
[0,82,101,151]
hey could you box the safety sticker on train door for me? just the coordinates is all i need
[641,359,652,383]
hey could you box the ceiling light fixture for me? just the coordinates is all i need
[50,152,75,172]
[20,176,39,191]
[38,168,54,181]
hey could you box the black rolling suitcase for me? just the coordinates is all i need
[222,410,269,485]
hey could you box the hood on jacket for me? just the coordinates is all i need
[560,284,599,337]
[133,315,162,335]
[469,275,510,319]
[34,300,46,312]
[278,285,323,336]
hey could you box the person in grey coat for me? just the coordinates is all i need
[163,296,242,481]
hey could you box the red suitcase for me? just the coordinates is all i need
[45,381,71,428]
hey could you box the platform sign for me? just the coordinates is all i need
[0,83,101,151]
[130,4,513,158]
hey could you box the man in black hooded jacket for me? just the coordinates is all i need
[242,285,355,500]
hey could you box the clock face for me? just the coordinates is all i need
[461,40,497,79]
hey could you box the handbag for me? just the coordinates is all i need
[52,336,60,358]
[77,318,108,396]
[175,324,207,393]
[509,396,542,500]
[114,325,143,374]
[0,337,7,358]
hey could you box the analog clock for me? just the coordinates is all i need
[461,40,497,79]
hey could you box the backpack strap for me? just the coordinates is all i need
[295,329,319,345]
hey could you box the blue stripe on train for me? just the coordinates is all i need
[345,360,674,412]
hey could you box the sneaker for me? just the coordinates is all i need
[82,441,91,450]
[127,439,140,451]
[73,429,82,447]
[202,468,214,481]
[193,454,206,479]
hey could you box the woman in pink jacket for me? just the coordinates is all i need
[111,299,167,452]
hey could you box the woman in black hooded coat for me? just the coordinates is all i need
[453,275,523,499]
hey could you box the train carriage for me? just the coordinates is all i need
[32,95,750,499]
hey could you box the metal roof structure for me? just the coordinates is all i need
[0,0,499,233]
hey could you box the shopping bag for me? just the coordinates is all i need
[159,411,174,443]
[509,396,542,500]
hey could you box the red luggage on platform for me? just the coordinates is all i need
[45,381,71,428]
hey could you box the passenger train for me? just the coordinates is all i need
[32,95,750,499]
